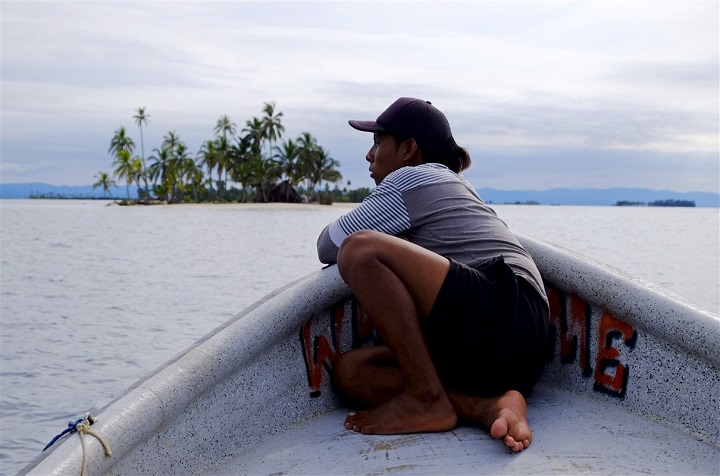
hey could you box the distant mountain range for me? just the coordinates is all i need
[0,182,718,207]
[0,183,138,200]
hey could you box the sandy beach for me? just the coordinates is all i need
[115,201,360,211]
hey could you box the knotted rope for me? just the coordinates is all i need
[43,414,112,476]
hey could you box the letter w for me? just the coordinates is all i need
[300,304,345,397]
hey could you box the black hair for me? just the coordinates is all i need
[393,134,472,173]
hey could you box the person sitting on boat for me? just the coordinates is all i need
[316,97,549,452]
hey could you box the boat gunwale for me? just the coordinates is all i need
[21,266,352,475]
[517,233,720,368]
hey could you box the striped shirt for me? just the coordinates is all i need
[317,163,547,302]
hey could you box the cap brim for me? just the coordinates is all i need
[348,120,386,133]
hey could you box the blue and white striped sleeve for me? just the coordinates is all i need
[317,179,411,264]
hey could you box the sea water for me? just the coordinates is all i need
[1,199,718,475]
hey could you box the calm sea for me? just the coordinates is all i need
[1,199,718,475]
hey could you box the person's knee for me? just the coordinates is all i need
[338,229,382,260]
[337,230,384,278]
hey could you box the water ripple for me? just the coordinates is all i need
[1,200,717,475]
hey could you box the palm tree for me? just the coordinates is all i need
[148,147,175,202]
[105,102,344,203]
[133,107,151,198]
[308,146,342,193]
[247,153,280,203]
[108,126,135,157]
[198,139,219,193]
[133,107,150,160]
[318,149,343,187]
[214,136,233,199]
[214,115,237,141]
[261,102,284,158]
[228,137,253,202]
[296,131,318,151]
[152,131,185,201]
[172,143,190,201]
[198,137,231,199]
[296,132,320,190]
[112,149,135,199]
[162,130,181,155]
[130,157,146,200]
[230,154,255,203]
[274,138,301,201]
[242,117,265,155]
[180,157,204,203]
[92,172,117,199]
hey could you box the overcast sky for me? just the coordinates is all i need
[2,1,718,192]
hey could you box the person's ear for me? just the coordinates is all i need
[401,139,422,164]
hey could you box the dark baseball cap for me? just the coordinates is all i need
[348,97,453,154]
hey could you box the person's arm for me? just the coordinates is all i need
[317,224,340,264]
[316,180,411,264]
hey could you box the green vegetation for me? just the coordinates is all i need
[614,199,696,207]
[99,103,368,204]
[92,172,117,198]
[649,199,695,207]
[28,192,106,200]
[614,200,645,206]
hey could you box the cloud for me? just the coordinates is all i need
[460,146,719,192]
[1,1,717,193]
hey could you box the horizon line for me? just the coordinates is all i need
[1,181,718,195]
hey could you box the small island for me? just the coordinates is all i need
[91,102,371,206]
[648,199,696,207]
[614,199,695,207]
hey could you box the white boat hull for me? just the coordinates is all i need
[22,235,720,475]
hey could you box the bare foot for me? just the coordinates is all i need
[345,392,456,434]
[448,389,532,452]
[489,391,531,452]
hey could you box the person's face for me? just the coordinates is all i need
[366,133,405,185]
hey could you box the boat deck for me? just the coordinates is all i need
[205,385,718,475]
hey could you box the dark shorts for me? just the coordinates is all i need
[423,256,549,397]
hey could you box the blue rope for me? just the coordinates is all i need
[43,417,86,451]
